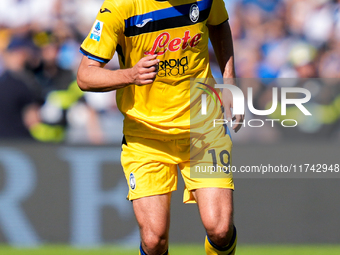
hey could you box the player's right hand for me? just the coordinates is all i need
[129,55,159,86]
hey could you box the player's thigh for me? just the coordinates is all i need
[121,136,178,201]
[193,188,234,235]
[179,130,234,203]
[133,193,172,240]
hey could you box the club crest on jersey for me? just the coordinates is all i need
[129,173,136,190]
[90,20,103,42]
[190,4,199,23]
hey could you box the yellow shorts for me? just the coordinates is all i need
[121,126,234,203]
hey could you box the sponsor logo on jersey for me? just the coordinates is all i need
[136,18,153,28]
[100,8,111,13]
[129,173,136,190]
[190,4,199,23]
[145,31,202,55]
[90,20,103,42]
[158,56,188,77]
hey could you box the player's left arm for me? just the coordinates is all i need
[208,21,244,133]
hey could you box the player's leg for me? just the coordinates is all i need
[133,193,171,255]
[193,188,237,255]
[121,136,179,255]
[182,120,236,254]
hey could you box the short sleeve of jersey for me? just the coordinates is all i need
[80,0,130,63]
[206,0,229,26]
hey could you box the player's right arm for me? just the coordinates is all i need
[77,55,159,92]
[77,0,159,92]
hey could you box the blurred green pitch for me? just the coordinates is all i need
[1,245,340,255]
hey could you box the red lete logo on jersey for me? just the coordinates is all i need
[145,31,202,55]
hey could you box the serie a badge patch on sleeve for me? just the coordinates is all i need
[90,20,104,42]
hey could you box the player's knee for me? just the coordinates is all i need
[206,223,233,246]
[142,232,168,253]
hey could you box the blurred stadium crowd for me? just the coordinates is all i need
[0,0,339,144]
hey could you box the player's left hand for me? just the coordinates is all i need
[223,87,244,133]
